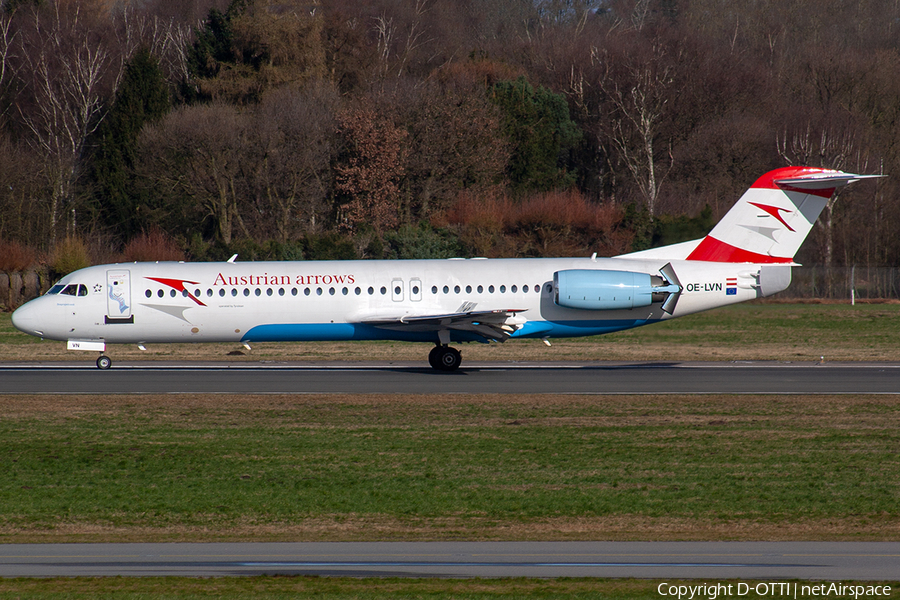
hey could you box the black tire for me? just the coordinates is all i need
[96,355,112,370]
[431,346,461,372]
[428,345,442,369]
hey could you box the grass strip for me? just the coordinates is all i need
[0,578,895,600]
[1,394,897,542]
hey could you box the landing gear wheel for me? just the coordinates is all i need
[428,345,441,369]
[428,345,461,372]
[96,355,112,370]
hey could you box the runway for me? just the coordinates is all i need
[1,541,899,579]
[0,361,898,394]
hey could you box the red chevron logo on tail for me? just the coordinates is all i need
[748,202,796,232]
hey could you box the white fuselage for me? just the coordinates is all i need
[11,256,775,347]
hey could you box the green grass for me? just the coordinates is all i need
[1,394,897,542]
[1,578,897,600]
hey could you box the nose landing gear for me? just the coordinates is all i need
[428,344,461,371]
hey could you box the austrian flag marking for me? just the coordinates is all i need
[726,278,737,295]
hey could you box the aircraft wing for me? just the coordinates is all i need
[362,305,528,343]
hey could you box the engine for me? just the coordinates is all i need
[553,268,681,312]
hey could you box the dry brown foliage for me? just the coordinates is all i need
[0,239,38,271]
[119,229,185,262]
[335,105,408,232]
[444,188,631,257]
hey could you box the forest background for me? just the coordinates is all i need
[0,0,898,276]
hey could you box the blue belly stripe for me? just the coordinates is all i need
[242,319,662,343]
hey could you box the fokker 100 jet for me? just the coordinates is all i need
[11,167,879,370]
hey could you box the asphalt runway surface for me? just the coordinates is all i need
[0,361,898,394]
[1,542,899,579]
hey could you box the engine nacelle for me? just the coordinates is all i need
[554,270,654,310]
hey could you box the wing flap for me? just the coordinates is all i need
[362,307,528,342]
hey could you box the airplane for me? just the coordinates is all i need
[11,166,880,371]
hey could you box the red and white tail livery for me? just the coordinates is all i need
[686,167,879,263]
[12,167,880,370]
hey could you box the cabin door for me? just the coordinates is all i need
[106,269,132,320]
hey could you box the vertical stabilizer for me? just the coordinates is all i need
[686,167,879,263]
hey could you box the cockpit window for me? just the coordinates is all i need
[47,284,65,295]
[57,284,88,296]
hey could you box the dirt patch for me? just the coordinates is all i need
[2,514,897,543]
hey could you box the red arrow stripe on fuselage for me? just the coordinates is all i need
[145,277,207,306]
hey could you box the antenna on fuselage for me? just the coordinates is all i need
[227,254,238,263]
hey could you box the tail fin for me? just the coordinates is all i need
[686,167,880,263]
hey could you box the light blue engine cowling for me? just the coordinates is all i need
[554,270,655,310]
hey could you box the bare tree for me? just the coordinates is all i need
[371,0,433,90]
[594,37,677,217]
[117,6,194,88]
[17,2,118,246]
[137,103,250,244]
[0,8,21,123]
[777,121,869,269]
[246,84,338,240]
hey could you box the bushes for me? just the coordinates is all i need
[120,230,185,262]
[0,239,37,271]
[444,188,631,258]
[49,237,91,276]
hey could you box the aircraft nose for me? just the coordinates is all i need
[11,301,44,337]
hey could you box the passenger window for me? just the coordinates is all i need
[477,285,483,293]
[267,288,273,296]
[488,285,495,293]
[279,288,285,296]
[466,285,472,293]
[231,289,237,297]
[511,285,517,293]
[145,290,152,298]
[244,288,250,296]
[431,286,438,294]
[500,285,506,293]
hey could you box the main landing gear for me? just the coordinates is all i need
[96,355,112,370]
[428,344,462,372]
